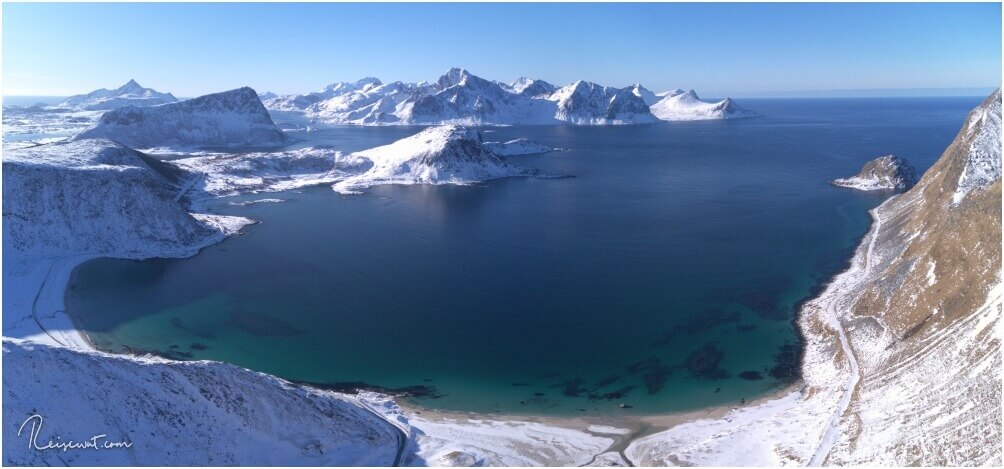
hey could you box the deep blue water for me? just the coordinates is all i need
[66,97,980,415]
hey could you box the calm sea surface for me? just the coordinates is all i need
[66,98,980,415]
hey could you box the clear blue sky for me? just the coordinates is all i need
[3,2,1000,97]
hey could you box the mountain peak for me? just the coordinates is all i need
[438,68,472,89]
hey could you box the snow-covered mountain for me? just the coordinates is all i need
[628,84,660,106]
[332,125,535,193]
[832,155,918,191]
[549,80,658,125]
[74,87,288,149]
[649,90,759,121]
[506,77,558,98]
[265,68,754,125]
[263,78,383,112]
[57,79,178,111]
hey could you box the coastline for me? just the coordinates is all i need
[2,195,849,466]
[0,150,897,466]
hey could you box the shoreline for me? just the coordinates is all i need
[2,189,881,466]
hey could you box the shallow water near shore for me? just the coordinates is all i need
[66,97,980,415]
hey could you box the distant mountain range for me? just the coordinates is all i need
[263,68,759,125]
[57,79,178,111]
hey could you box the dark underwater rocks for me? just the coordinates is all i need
[685,343,729,380]
[228,310,302,337]
[626,357,673,394]
[652,308,742,346]
[740,371,764,380]
[296,380,446,399]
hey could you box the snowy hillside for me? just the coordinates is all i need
[627,89,1002,466]
[953,88,1002,204]
[2,339,616,466]
[264,68,754,125]
[649,90,759,121]
[332,125,535,193]
[2,339,401,466]
[74,87,288,149]
[172,147,372,197]
[57,79,178,111]
[832,155,918,191]
[2,139,244,258]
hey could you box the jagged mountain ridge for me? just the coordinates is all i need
[74,87,288,149]
[265,68,756,125]
[57,79,178,111]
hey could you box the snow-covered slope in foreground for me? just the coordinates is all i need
[1,339,400,466]
[74,87,288,150]
[831,154,918,191]
[332,125,535,193]
[1,339,615,466]
[57,79,178,111]
[627,89,1002,466]
[649,90,759,121]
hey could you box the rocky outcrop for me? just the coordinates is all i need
[332,125,535,193]
[831,155,918,190]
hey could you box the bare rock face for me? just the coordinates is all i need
[831,155,918,191]
[74,87,287,149]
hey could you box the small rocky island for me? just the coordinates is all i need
[831,155,918,190]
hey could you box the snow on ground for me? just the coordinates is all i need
[358,394,613,466]
[483,138,564,156]
[2,107,100,146]
[172,147,371,197]
[2,339,401,466]
[953,88,1001,204]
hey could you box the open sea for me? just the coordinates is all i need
[64,97,980,415]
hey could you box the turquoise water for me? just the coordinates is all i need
[66,98,979,415]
